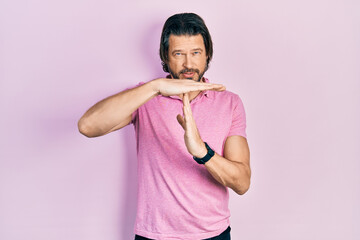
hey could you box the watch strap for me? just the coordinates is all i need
[193,142,215,164]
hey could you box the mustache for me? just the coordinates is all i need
[179,68,200,74]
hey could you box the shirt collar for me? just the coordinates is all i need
[201,77,213,99]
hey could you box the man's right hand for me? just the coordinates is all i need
[78,77,226,138]
[152,78,226,97]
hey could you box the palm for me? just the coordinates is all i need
[176,93,207,158]
[157,78,225,97]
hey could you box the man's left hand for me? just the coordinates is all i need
[177,93,207,158]
[177,94,251,195]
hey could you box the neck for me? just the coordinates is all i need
[190,90,202,101]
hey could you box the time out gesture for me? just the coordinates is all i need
[78,77,225,138]
[78,77,250,194]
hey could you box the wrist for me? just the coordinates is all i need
[193,142,215,164]
[150,78,165,95]
[149,78,162,96]
[193,142,207,158]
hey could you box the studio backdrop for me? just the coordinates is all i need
[0,0,359,239]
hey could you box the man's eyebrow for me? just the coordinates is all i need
[171,48,204,55]
[171,49,187,55]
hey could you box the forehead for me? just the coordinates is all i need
[168,34,205,51]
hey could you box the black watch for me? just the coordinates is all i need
[193,142,215,164]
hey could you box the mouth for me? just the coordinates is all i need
[182,72,195,78]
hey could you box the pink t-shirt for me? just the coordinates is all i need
[131,78,246,240]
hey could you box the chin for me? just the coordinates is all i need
[189,75,201,81]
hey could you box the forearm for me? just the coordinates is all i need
[204,153,251,195]
[79,78,225,138]
[78,80,159,137]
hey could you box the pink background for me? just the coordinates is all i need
[1,0,359,239]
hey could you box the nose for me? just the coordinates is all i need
[183,54,193,69]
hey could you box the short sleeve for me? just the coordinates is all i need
[125,82,145,125]
[227,95,247,138]
[131,106,138,124]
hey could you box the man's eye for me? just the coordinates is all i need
[175,53,181,56]
[193,51,200,55]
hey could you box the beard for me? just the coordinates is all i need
[168,64,208,82]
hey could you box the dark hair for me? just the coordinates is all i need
[159,13,213,73]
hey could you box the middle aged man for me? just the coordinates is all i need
[78,13,251,240]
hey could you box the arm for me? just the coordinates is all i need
[78,78,225,137]
[177,93,251,195]
[204,136,251,195]
[78,80,158,137]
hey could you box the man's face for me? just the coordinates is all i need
[167,34,208,82]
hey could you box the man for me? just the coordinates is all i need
[78,13,250,240]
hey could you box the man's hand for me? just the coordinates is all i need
[152,78,225,97]
[176,93,251,195]
[176,93,207,158]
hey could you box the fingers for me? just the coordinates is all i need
[176,114,185,129]
[173,79,225,91]
[183,93,192,120]
[194,83,226,92]
[183,92,190,106]
[159,78,225,97]
[177,93,188,130]
[177,93,192,130]
[212,85,226,91]
[176,93,192,130]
